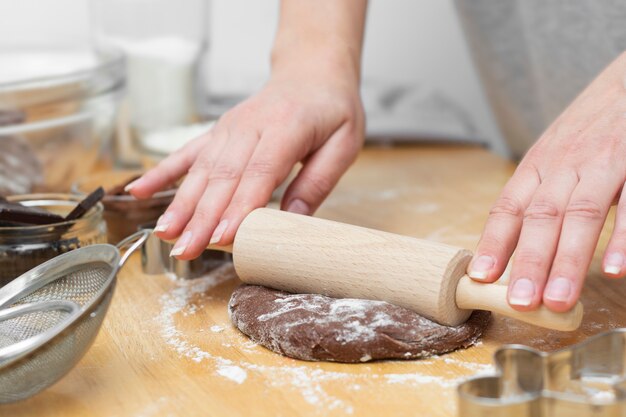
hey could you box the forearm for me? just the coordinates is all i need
[271,0,367,82]
[560,51,626,119]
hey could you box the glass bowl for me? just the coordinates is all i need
[0,47,125,195]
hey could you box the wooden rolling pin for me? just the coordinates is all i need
[201,208,582,331]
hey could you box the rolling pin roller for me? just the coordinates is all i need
[201,208,583,331]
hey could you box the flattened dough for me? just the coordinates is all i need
[228,285,490,363]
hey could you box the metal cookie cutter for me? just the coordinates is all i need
[458,329,626,417]
[138,223,231,279]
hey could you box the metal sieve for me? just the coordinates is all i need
[0,229,149,403]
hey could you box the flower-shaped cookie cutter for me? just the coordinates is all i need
[458,329,626,417]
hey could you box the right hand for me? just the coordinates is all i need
[127,55,365,260]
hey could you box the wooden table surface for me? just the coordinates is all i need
[5,144,626,417]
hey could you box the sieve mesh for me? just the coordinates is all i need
[0,231,148,403]
[16,263,112,307]
[0,309,70,350]
[0,261,114,403]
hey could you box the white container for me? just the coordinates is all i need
[91,0,211,164]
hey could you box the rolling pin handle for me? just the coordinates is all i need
[455,275,583,331]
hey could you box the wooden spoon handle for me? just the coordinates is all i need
[455,275,583,331]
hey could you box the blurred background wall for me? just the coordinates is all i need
[0,0,507,154]
[210,0,505,154]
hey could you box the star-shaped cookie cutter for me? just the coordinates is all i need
[457,328,626,417]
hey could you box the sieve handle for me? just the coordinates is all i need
[0,300,79,322]
[0,300,81,364]
[116,230,151,267]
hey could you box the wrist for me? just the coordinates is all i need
[269,0,366,89]
[271,40,361,87]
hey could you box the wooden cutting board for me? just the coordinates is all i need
[4,144,626,417]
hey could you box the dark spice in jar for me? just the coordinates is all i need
[0,194,107,287]
[0,228,81,285]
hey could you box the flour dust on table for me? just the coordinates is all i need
[228,285,490,363]
[157,264,493,415]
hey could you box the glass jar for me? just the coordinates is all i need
[72,170,175,243]
[0,194,107,287]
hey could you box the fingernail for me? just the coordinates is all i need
[604,252,623,275]
[170,231,192,257]
[509,278,535,306]
[469,255,495,280]
[544,277,572,302]
[154,213,174,233]
[287,199,310,215]
[210,220,228,245]
[124,179,141,192]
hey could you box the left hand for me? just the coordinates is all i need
[467,51,626,313]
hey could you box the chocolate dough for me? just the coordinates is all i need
[228,285,490,363]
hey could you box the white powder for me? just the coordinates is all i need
[217,365,248,384]
[256,294,333,322]
[256,292,420,348]
[385,373,460,388]
[141,121,215,155]
[134,396,169,417]
[442,357,494,373]
[157,263,236,365]
[210,325,225,333]
[579,375,620,403]
[244,364,356,413]
[239,340,260,353]
[386,359,493,388]
[110,36,202,131]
